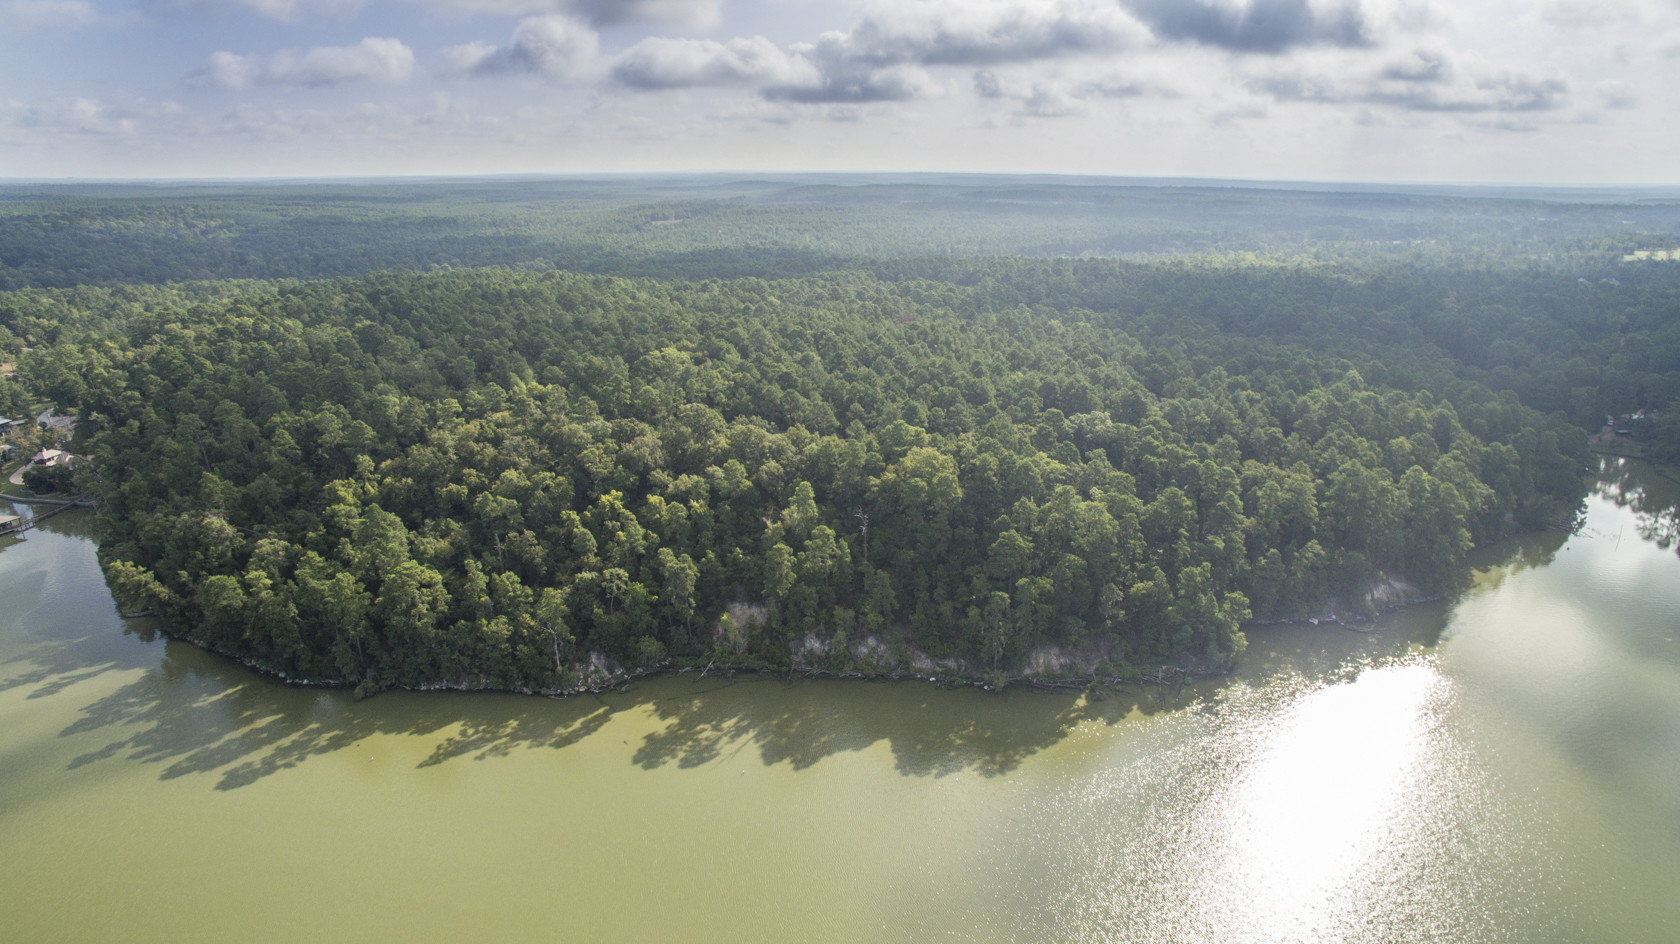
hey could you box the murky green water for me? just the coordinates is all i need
[3,458,1678,943]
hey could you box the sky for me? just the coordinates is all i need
[1,0,1678,182]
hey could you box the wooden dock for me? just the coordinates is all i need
[1,499,82,536]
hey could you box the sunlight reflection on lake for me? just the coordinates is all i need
[1034,660,1506,944]
[1197,662,1443,942]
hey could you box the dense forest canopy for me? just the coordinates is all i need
[1,176,1675,694]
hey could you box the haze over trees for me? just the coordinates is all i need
[2,176,1674,693]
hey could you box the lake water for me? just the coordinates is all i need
[3,457,1678,943]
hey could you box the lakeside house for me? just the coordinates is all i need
[30,448,72,469]
[1611,408,1662,438]
[0,514,20,535]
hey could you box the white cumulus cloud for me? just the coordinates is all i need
[445,15,599,78]
[846,0,1149,66]
[172,0,720,25]
[196,38,416,89]
[1,95,185,142]
[1252,49,1571,113]
[419,0,719,25]
[610,36,819,89]
[607,0,1146,104]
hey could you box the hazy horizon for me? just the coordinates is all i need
[5,172,1680,199]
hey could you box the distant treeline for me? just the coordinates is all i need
[5,265,1592,692]
[5,177,1680,290]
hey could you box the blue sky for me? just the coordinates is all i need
[2,0,1677,181]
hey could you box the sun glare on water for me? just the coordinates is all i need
[1043,658,1474,944]
[1192,663,1444,942]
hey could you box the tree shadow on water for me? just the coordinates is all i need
[413,695,616,769]
[51,638,627,791]
[1,512,166,701]
[43,639,1187,792]
[627,676,1148,778]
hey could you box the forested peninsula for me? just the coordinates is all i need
[2,177,1675,695]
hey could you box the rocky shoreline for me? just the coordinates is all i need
[137,571,1445,701]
